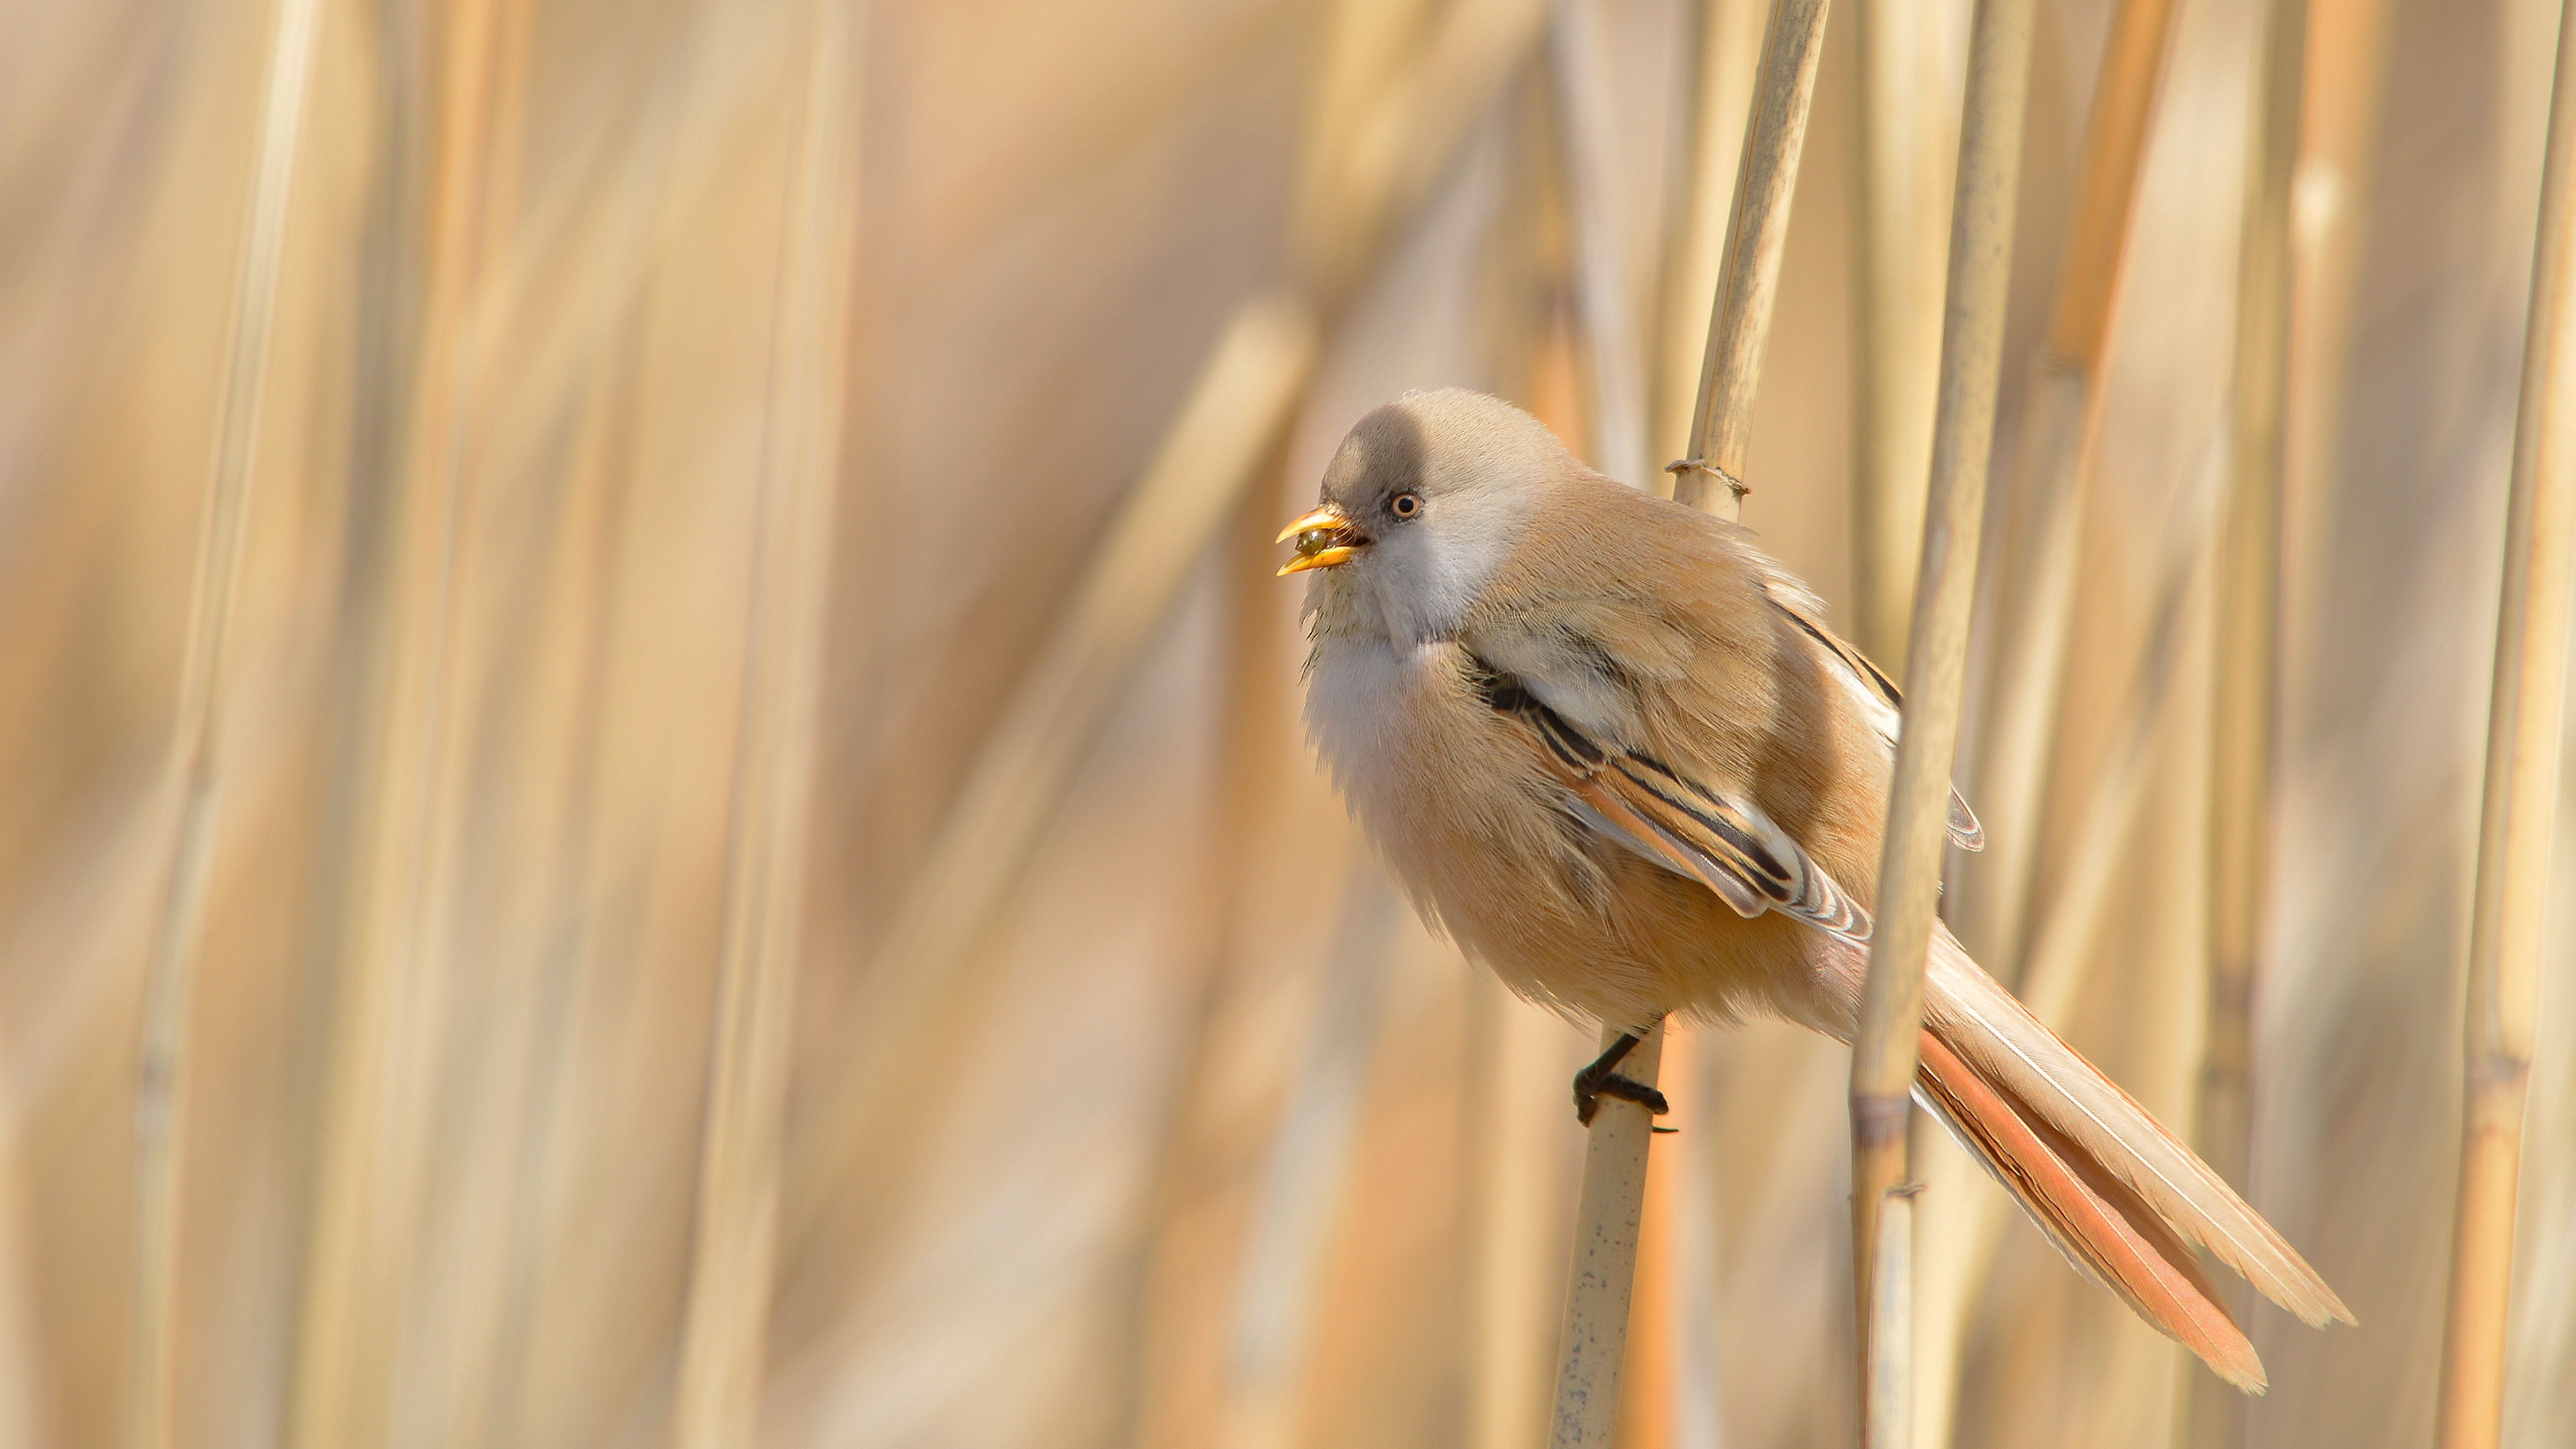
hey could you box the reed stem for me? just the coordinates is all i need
[2434,3,2576,1442]
[1915,453,2219,1449]
[1546,0,1836,1437]
[1652,0,1765,490]
[1851,0,1966,669]
[1914,9,2181,1426]
[1866,1187,1917,1449]
[2187,1,2305,1443]
[125,2,323,1446]
[1847,0,2036,1442]
[1947,0,2180,989]
[1548,1024,1664,1449]
[288,4,525,1442]
[1615,1023,1693,1449]
[667,7,859,1445]
[1674,0,1833,522]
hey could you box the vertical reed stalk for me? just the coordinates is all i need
[1615,1024,1693,1449]
[2187,2,2306,1444]
[1851,0,1966,668]
[2434,3,2576,1442]
[668,7,860,1446]
[1674,0,1833,522]
[1866,1188,1917,1449]
[1913,478,2217,1449]
[290,4,521,1443]
[1911,7,2180,1442]
[1652,0,1765,486]
[1548,1024,1664,1449]
[1548,1,1836,1438]
[2275,0,2395,706]
[125,2,323,1446]
[1848,3,2036,1445]
[1947,0,2179,988]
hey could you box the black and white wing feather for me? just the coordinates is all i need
[1481,669,1873,945]
[1763,584,1984,851]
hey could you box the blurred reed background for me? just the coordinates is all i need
[1,0,2571,1446]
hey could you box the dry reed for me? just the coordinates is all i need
[289,4,529,1444]
[1548,1023,1665,1449]
[667,6,859,1445]
[1866,1185,1917,1448]
[1908,7,2180,1435]
[1674,0,1832,522]
[2434,1,2576,1442]
[1851,0,1966,668]
[2186,2,2306,1444]
[1651,0,1766,485]
[1848,1,2037,1444]
[5,3,2571,1446]
[1546,0,1839,1436]
[1947,0,2179,991]
[1615,1020,1689,1449]
[123,1,323,1446]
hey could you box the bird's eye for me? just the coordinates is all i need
[1390,492,1422,519]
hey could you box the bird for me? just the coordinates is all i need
[1277,386,2349,1392]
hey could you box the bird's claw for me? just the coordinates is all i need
[1570,1029,1672,1126]
[1574,1072,1670,1125]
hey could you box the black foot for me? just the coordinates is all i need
[1572,1030,1672,1126]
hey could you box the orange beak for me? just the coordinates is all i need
[1275,503,1360,575]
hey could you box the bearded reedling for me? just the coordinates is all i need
[1280,388,2350,1391]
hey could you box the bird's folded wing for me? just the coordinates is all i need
[1495,680,1872,945]
[1763,586,1984,851]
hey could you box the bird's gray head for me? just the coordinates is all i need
[1277,388,1577,644]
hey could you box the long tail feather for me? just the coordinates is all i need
[1907,924,2352,1387]
[1915,1030,2265,1390]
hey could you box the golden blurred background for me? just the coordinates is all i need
[2,0,2571,1445]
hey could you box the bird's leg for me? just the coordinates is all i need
[1572,1028,1672,1126]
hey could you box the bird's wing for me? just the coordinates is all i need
[1481,667,1872,945]
[1762,585,1984,852]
